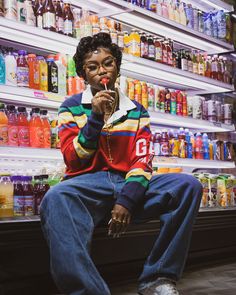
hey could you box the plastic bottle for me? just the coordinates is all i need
[204,56,212,78]
[40,109,51,148]
[29,107,44,148]
[12,175,24,216]
[4,0,17,20]
[80,9,92,38]
[0,174,14,217]
[63,0,73,37]
[27,53,37,89]
[0,103,8,146]
[5,47,17,86]
[123,31,130,54]
[54,54,67,96]
[185,128,193,159]
[35,0,44,28]
[190,132,195,159]
[195,132,203,159]
[33,175,41,215]
[198,53,205,76]
[17,0,26,23]
[211,55,218,80]
[55,0,64,34]
[202,133,210,160]
[129,29,141,57]
[217,56,224,82]
[178,127,186,158]
[161,38,167,64]
[187,51,193,73]
[22,176,34,216]
[154,38,162,63]
[17,106,30,147]
[153,130,161,156]
[160,129,169,157]
[25,0,36,26]
[37,56,48,91]
[17,50,29,87]
[7,105,18,146]
[0,46,6,85]
[47,57,58,93]
[140,33,148,59]
[147,35,155,60]
[166,39,173,66]
[43,0,56,31]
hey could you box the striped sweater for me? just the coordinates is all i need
[58,86,153,212]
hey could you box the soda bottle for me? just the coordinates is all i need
[43,0,56,31]
[160,129,169,157]
[29,107,44,148]
[153,130,161,156]
[5,47,17,86]
[17,50,29,87]
[63,0,73,37]
[12,175,24,216]
[0,103,8,146]
[185,129,193,159]
[40,109,51,148]
[154,38,162,63]
[35,0,44,29]
[54,53,67,96]
[55,0,64,34]
[37,56,48,91]
[129,29,140,57]
[23,176,34,216]
[147,35,155,60]
[178,127,186,158]
[47,57,58,93]
[0,174,14,217]
[195,132,203,159]
[17,106,30,147]
[7,105,18,146]
[202,133,210,160]
[28,53,37,89]
[140,33,148,59]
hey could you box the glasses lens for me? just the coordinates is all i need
[85,57,115,74]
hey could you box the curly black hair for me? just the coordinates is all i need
[73,33,122,81]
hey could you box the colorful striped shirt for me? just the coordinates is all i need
[58,86,153,212]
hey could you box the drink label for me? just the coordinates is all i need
[43,12,56,29]
[64,19,73,34]
[24,195,34,216]
[37,15,43,28]
[162,49,167,63]
[181,59,188,71]
[0,125,8,145]
[167,51,173,65]
[44,128,51,148]
[8,125,18,146]
[18,126,30,146]
[14,195,24,216]
[148,45,155,59]
[17,66,29,87]
[30,126,43,147]
[155,47,162,61]
[56,16,64,32]
[153,142,161,156]
[160,142,169,156]
[198,63,204,75]
[141,42,148,57]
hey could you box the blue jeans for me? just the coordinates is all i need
[40,171,202,295]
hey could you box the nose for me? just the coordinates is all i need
[97,64,107,75]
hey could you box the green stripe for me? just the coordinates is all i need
[58,107,68,114]
[126,175,149,188]
[142,111,149,117]
[127,110,141,119]
[78,132,97,149]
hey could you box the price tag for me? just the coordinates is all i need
[153,156,178,164]
[47,93,65,102]
[34,91,46,99]
[213,122,222,127]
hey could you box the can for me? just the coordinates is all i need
[67,77,74,96]
[207,100,216,122]
[215,101,222,122]
[147,83,155,111]
[154,85,160,112]
[182,92,188,117]
[176,91,183,116]
[223,103,233,125]
[170,91,177,115]
[141,81,148,109]
[159,88,166,113]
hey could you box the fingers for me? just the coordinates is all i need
[108,210,131,238]
[92,91,115,115]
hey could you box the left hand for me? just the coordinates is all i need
[108,204,131,238]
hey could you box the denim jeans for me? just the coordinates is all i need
[40,171,202,295]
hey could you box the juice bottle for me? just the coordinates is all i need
[40,109,51,148]
[29,107,44,148]
[160,129,169,157]
[198,53,205,76]
[0,46,6,85]
[25,0,36,26]
[0,174,14,217]
[17,50,29,87]
[63,0,74,37]
[28,53,37,89]
[178,127,186,158]
[176,90,183,116]
[35,0,44,29]
[164,88,170,113]
[38,56,48,91]
[154,38,162,63]
[204,56,212,78]
[217,56,224,82]
[80,9,92,38]
[23,176,34,216]
[12,175,24,216]
[7,104,18,146]
[147,35,155,60]
[33,175,41,215]
[129,29,140,57]
[140,33,148,59]
[5,47,17,86]
[195,132,203,159]
[55,0,64,34]
[17,106,30,147]
[182,92,188,117]
[43,0,56,31]
[153,130,161,156]
[192,50,198,74]
[211,55,218,80]
[0,103,8,146]
[123,31,130,54]
[47,57,58,93]
[54,53,67,96]
[202,133,210,160]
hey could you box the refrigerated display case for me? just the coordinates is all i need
[0,0,236,294]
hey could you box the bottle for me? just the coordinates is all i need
[63,0,73,37]
[27,53,37,88]
[17,0,26,23]
[202,133,210,160]
[25,0,36,26]
[164,88,170,113]
[54,53,67,96]
[153,130,161,156]
[195,132,203,159]
[147,35,155,60]
[73,7,81,39]
[198,53,205,76]
[16,50,29,87]
[7,105,18,146]
[12,176,24,216]
[55,0,64,34]
[223,57,231,84]
[129,29,140,57]
[211,55,218,80]
[182,92,188,117]
[37,56,48,91]
[161,38,167,64]
[140,33,148,59]
[192,50,198,74]
[187,51,193,73]
[180,50,188,71]
[166,39,173,66]
[185,129,193,159]
[154,38,162,63]
[117,31,124,51]
[0,174,14,217]
[170,90,176,115]
[35,0,44,28]
[160,129,169,157]
[29,107,44,148]
[123,31,130,54]
[4,0,17,20]
[40,109,51,148]
[0,103,8,146]
[43,0,56,31]
[217,56,224,82]
[0,46,6,85]
[204,56,212,78]
[22,176,34,216]
[178,127,186,158]
[5,48,17,86]
[176,90,183,116]
[47,57,58,93]
[80,9,92,38]
[33,175,41,215]
[17,106,30,147]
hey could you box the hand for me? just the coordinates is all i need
[108,204,131,238]
[91,90,115,115]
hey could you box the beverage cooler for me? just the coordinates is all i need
[0,0,236,294]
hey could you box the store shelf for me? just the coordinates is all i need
[71,0,234,54]
[121,54,234,95]
[149,111,235,132]
[153,157,235,169]
[0,85,63,110]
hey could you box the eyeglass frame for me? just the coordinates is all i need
[83,56,117,76]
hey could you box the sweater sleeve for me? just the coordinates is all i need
[115,107,153,212]
[58,104,104,171]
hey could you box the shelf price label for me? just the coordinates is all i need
[153,156,178,164]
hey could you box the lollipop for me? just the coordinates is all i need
[101,77,109,90]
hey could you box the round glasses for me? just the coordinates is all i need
[83,57,116,75]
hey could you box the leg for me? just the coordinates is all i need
[40,171,115,295]
[135,173,202,287]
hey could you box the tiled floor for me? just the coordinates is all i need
[110,261,236,295]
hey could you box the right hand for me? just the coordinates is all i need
[91,91,115,115]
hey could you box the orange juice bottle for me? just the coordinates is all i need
[129,29,140,57]
[37,56,48,91]
[40,109,51,148]
[29,107,44,148]
[0,103,8,146]
[28,53,37,89]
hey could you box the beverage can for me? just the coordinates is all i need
[222,103,233,125]
[134,80,142,104]
[207,100,216,122]
[215,101,222,123]
[127,79,135,100]
[192,96,203,120]
[154,85,160,112]
[141,81,148,109]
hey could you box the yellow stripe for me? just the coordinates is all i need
[110,119,138,132]
[58,111,75,126]
[73,137,95,158]
[74,114,87,128]
[126,168,152,180]
[139,117,150,129]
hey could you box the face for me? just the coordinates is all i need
[83,47,118,92]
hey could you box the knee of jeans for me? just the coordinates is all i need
[178,174,203,196]
[40,184,62,214]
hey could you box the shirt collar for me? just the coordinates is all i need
[81,85,136,124]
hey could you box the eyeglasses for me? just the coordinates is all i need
[83,57,116,75]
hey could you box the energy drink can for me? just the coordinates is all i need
[170,91,177,115]
[134,80,142,104]
[128,79,135,100]
[154,85,160,112]
[141,81,148,109]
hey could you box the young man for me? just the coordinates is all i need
[40,33,202,295]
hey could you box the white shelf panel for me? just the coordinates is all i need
[121,54,234,94]
[149,111,235,133]
[153,157,235,169]
[0,85,63,110]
